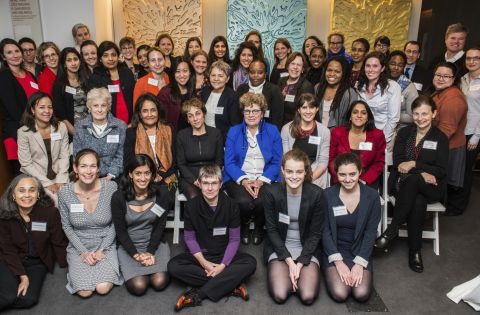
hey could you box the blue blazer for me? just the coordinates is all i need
[322,183,381,268]
[223,120,282,184]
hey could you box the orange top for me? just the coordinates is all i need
[133,72,169,107]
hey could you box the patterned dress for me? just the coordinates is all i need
[58,180,123,293]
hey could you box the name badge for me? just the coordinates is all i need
[50,132,62,141]
[213,227,227,236]
[470,84,480,92]
[264,110,270,118]
[359,142,373,151]
[107,135,119,143]
[30,81,39,90]
[31,221,47,232]
[70,204,84,213]
[65,86,77,95]
[308,136,321,145]
[148,78,159,86]
[413,82,423,91]
[285,94,295,102]
[108,84,120,93]
[280,72,289,78]
[150,204,166,217]
[279,212,290,224]
[215,107,224,115]
[423,140,437,150]
[333,205,348,217]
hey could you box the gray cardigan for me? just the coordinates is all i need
[281,121,330,188]
[318,87,358,128]
[73,113,127,177]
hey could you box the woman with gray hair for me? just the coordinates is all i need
[73,87,126,180]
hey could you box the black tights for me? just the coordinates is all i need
[324,266,372,302]
[125,272,169,296]
[267,259,320,305]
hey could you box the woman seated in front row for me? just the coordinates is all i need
[124,93,177,210]
[329,100,386,189]
[168,165,257,311]
[58,149,123,297]
[224,92,283,246]
[0,174,67,311]
[263,149,326,305]
[176,98,224,200]
[73,87,126,181]
[375,95,449,273]
[17,92,70,204]
[111,154,170,296]
[323,153,380,302]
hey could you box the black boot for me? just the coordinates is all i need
[241,223,251,245]
[374,229,397,250]
[252,225,264,245]
[408,251,424,273]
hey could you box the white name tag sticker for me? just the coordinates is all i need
[70,204,84,213]
[308,136,321,145]
[31,221,47,232]
[280,72,289,78]
[470,84,480,92]
[213,227,227,236]
[264,110,270,118]
[413,82,423,90]
[107,134,119,143]
[148,78,159,86]
[333,205,348,217]
[65,86,77,95]
[150,204,166,217]
[30,81,39,90]
[108,84,120,93]
[423,140,438,150]
[285,94,295,102]
[279,212,290,224]
[359,142,373,151]
[50,132,62,141]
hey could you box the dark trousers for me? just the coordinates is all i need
[179,178,201,200]
[446,135,480,214]
[154,183,176,210]
[0,259,48,311]
[167,252,257,302]
[387,174,444,251]
[225,181,266,226]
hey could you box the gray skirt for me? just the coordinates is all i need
[117,242,170,281]
[448,146,466,187]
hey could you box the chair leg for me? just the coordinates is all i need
[173,192,181,244]
[433,213,440,255]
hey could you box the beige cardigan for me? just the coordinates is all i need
[17,121,70,187]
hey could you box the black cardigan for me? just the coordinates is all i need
[200,86,242,140]
[176,125,224,184]
[52,79,87,126]
[236,82,284,130]
[111,191,168,256]
[278,75,314,125]
[87,63,135,123]
[263,182,326,265]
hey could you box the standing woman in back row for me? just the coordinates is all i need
[270,38,292,85]
[230,41,259,91]
[155,34,176,75]
[207,35,232,66]
[37,42,60,97]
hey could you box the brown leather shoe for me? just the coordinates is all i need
[232,283,249,301]
[175,289,202,312]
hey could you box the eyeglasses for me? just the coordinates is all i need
[22,48,35,53]
[43,53,58,60]
[243,109,262,115]
[434,73,454,80]
[376,43,389,48]
[466,56,480,62]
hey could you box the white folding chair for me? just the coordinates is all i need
[165,191,186,244]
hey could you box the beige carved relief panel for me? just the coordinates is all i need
[330,0,412,52]
[122,0,201,56]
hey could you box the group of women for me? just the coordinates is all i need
[0,23,478,311]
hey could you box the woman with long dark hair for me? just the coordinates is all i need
[270,38,292,85]
[207,35,231,66]
[230,41,259,91]
[80,40,98,75]
[306,45,327,87]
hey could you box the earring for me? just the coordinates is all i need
[12,195,16,201]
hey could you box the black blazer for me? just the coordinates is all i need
[390,125,449,192]
[111,191,168,256]
[0,68,35,141]
[201,86,242,139]
[278,75,314,125]
[409,63,430,92]
[87,63,135,123]
[236,82,284,130]
[322,184,380,268]
[263,182,326,265]
[123,126,177,182]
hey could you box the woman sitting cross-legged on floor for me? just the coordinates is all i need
[168,165,257,312]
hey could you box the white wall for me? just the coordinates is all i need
[0,0,14,39]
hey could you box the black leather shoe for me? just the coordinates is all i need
[252,226,264,245]
[408,251,424,273]
[374,232,397,250]
[241,225,251,245]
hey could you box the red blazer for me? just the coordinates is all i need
[328,125,386,185]
[0,205,67,276]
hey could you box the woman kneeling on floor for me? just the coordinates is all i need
[168,164,257,311]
